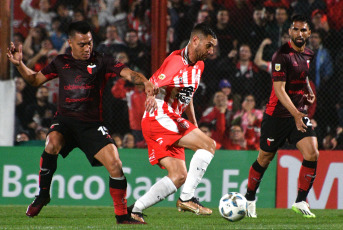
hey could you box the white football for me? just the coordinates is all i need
[219,192,247,222]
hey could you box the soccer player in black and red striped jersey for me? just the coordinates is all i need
[7,21,157,224]
[244,15,319,218]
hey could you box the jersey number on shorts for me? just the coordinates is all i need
[176,86,194,104]
[304,117,313,127]
[98,126,109,135]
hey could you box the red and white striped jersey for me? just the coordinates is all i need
[144,46,204,119]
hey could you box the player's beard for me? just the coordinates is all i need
[292,37,306,48]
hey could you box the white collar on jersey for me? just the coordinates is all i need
[181,44,191,65]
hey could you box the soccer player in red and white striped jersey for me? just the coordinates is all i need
[129,23,218,223]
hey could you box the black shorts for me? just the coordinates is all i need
[47,115,115,166]
[259,113,316,153]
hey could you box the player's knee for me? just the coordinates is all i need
[175,173,187,187]
[310,149,319,161]
[199,138,216,154]
[45,142,61,155]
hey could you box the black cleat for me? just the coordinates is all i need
[116,214,147,224]
[26,196,50,217]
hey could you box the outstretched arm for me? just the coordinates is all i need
[120,68,158,112]
[7,42,48,87]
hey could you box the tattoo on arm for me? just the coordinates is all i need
[130,72,144,85]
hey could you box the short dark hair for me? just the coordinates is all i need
[291,15,311,29]
[191,23,217,39]
[67,21,92,37]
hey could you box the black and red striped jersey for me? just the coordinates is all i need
[41,51,126,121]
[265,41,314,117]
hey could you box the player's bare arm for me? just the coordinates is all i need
[7,42,48,87]
[273,81,307,132]
[120,67,158,112]
[185,99,198,127]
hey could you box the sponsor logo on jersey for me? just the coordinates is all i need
[158,74,166,80]
[267,138,274,146]
[62,63,71,69]
[50,123,59,129]
[87,63,96,74]
[75,75,82,83]
[275,64,281,71]
[156,137,163,145]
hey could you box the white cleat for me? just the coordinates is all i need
[292,201,316,218]
[246,200,257,218]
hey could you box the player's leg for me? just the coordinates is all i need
[292,136,319,218]
[130,157,184,221]
[94,144,143,224]
[245,149,276,218]
[174,128,215,215]
[26,131,64,217]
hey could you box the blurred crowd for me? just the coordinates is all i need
[13,0,343,150]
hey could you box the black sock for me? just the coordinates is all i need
[38,151,58,197]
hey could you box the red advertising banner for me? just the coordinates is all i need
[277,150,343,209]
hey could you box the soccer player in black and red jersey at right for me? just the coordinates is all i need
[7,21,157,224]
[244,15,319,218]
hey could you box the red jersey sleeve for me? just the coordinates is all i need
[271,52,287,82]
[104,56,127,81]
[151,54,184,87]
[41,57,58,80]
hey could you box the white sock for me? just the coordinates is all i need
[180,149,213,201]
[133,176,177,213]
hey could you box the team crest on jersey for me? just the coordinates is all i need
[158,74,166,80]
[87,63,96,74]
[275,64,281,71]
[307,60,310,69]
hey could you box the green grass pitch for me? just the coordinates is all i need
[1,206,342,229]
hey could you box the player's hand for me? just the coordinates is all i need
[7,42,22,66]
[294,111,307,133]
[304,93,315,105]
[145,95,157,113]
[144,81,159,96]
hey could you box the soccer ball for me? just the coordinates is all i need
[219,192,247,222]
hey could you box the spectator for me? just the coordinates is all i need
[72,9,87,22]
[308,29,333,90]
[266,7,290,49]
[200,91,231,146]
[199,122,222,149]
[127,0,151,44]
[15,76,36,129]
[232,94,263,136]
[112,78,146,144]
[332,127,343,150]
[219,79,241,114]
[36,127,49,141]
[213,7,237,57]
[124,29,149,75]
[26,39,55,71]
[20,0,56,32]
[123,133,135,148]
[311,9,341,57]
[96,24,127,57]
[54,3,72,34]
[244,5,267,57]
[15,131,31,144]
[222,124,259,150]
[50,17,68,51]
[22,26,48,61]
[223,44,263,104]
[111,133,123,149]
[227,0,254,31]
[23,86,57,139]
[327,0,343,31]
[98,0,129,41]
[292,0,326,19]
